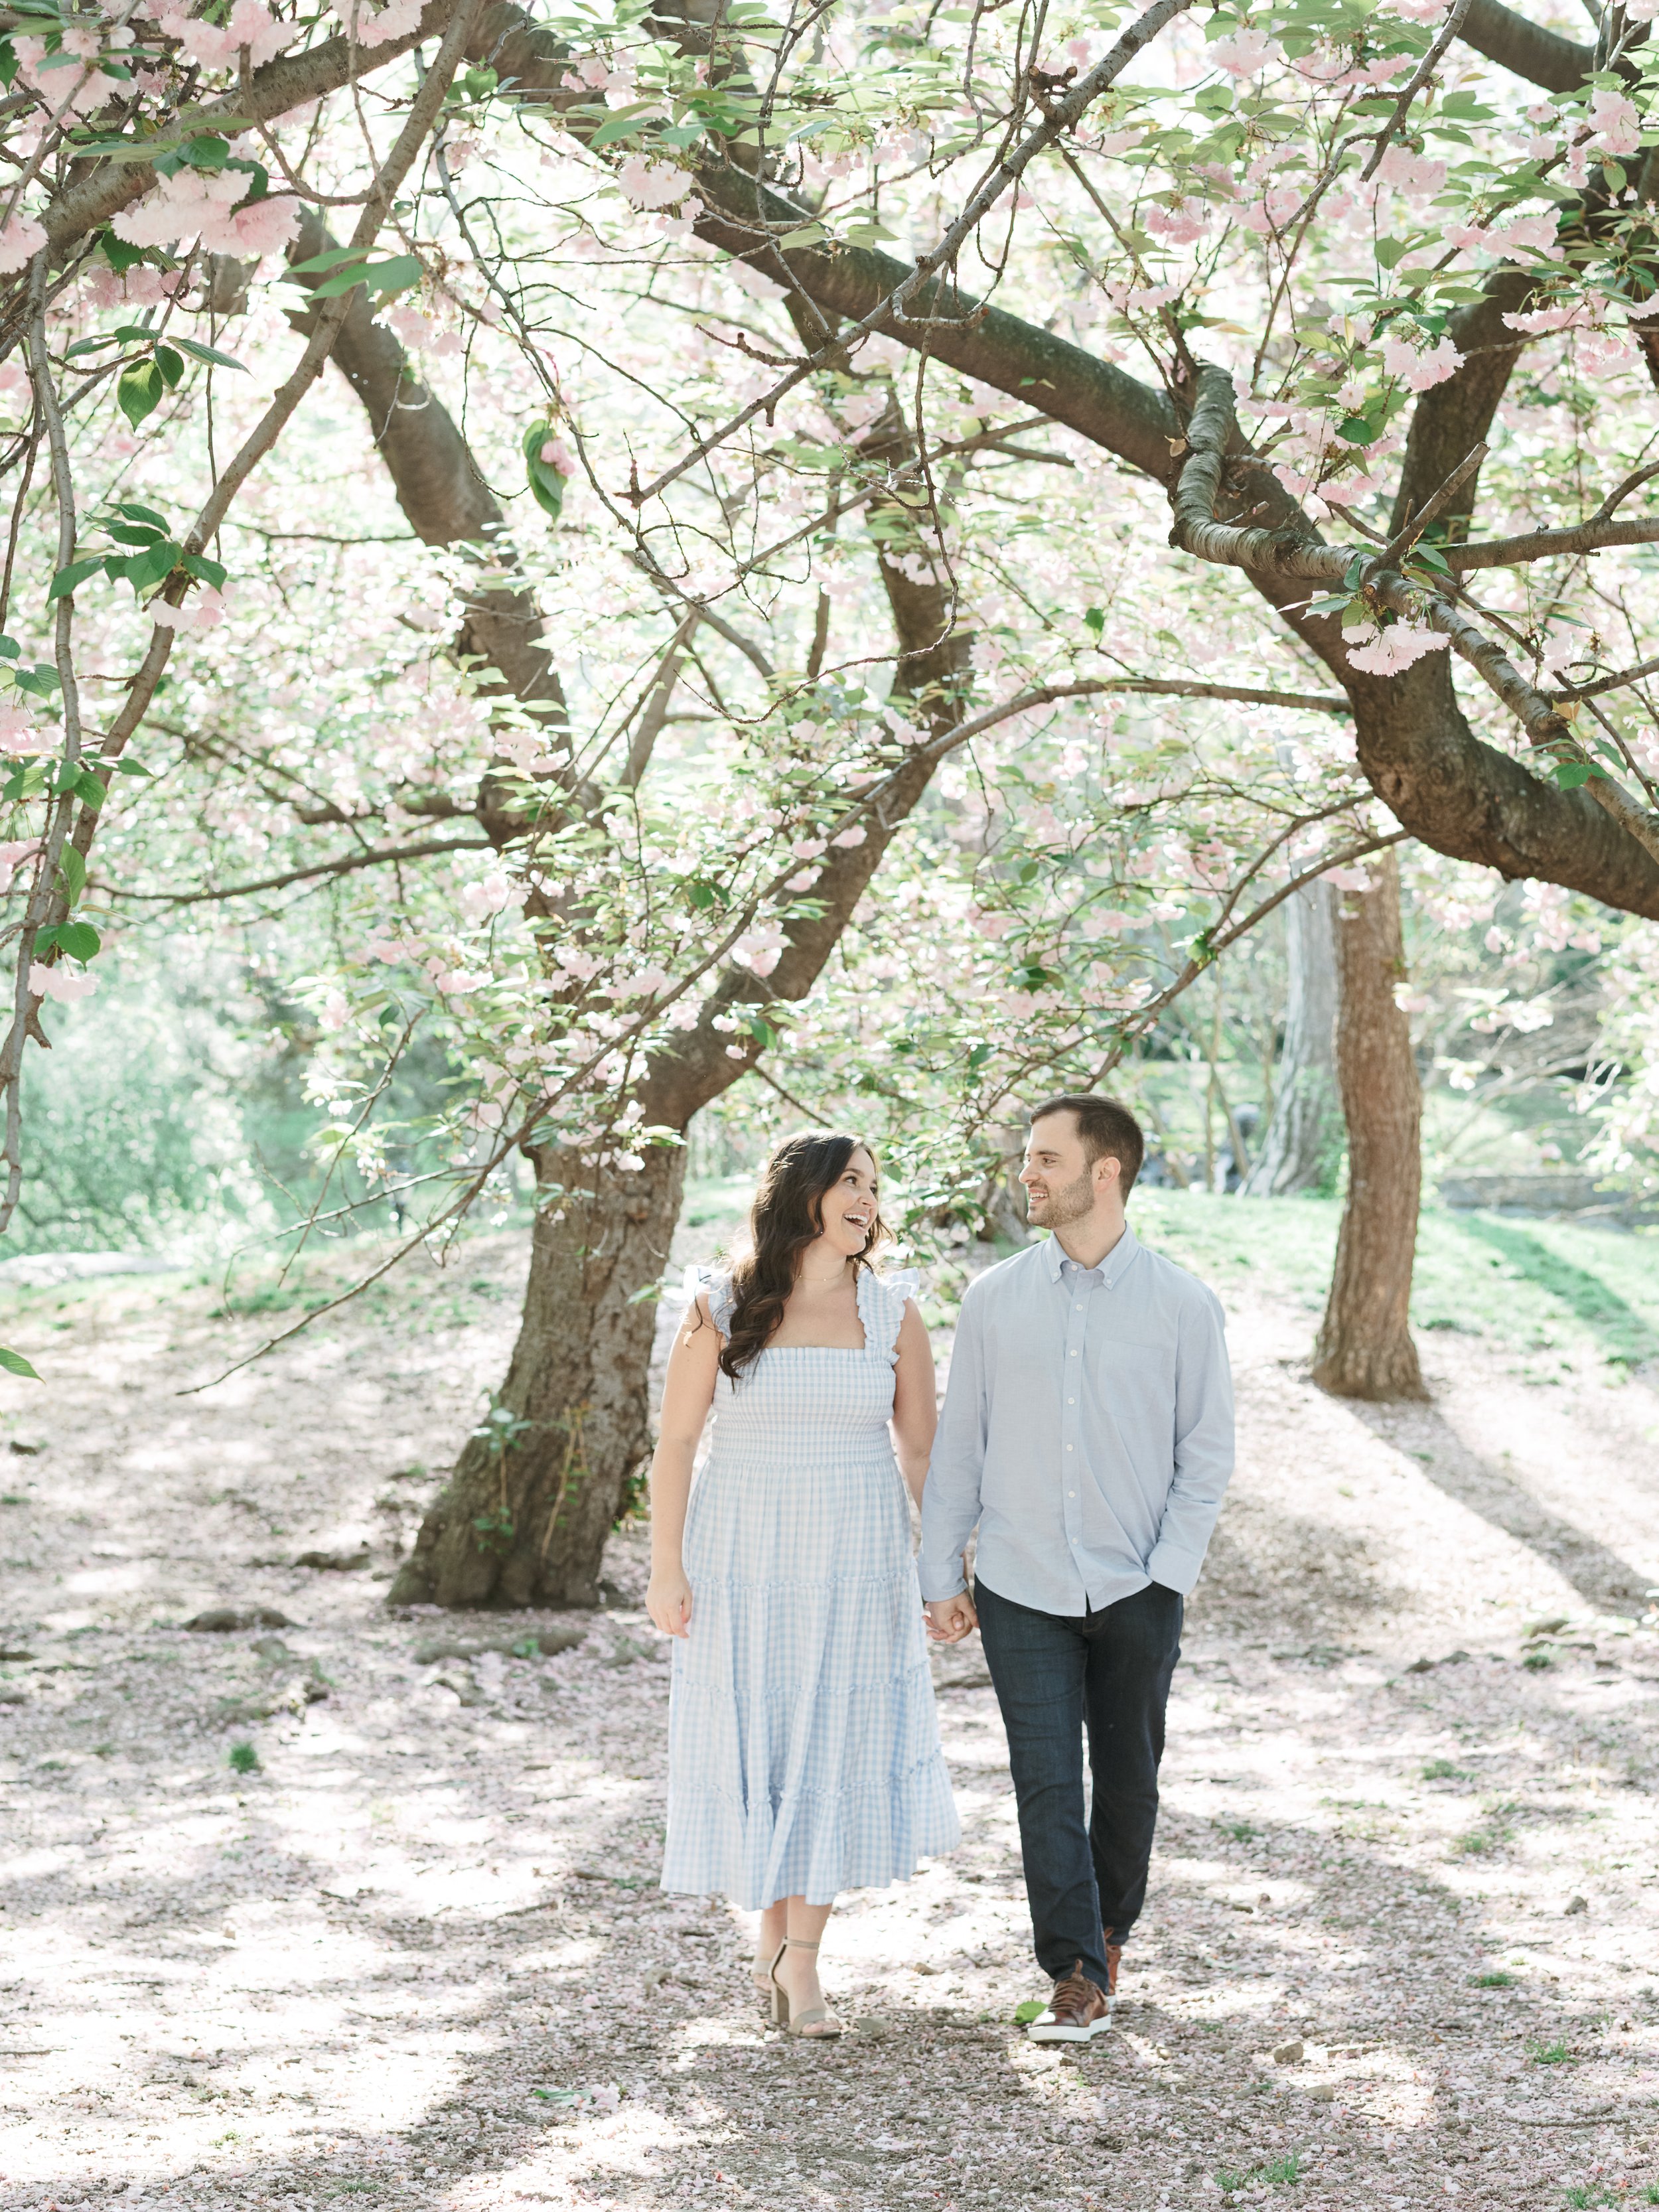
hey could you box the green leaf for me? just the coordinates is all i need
[626,1282,663,1305]
[171,335,248,372]
[57,846,86,905]
[13,665,60,699]
[155,344,184,388]
[288,245,378,275]
[0,1346,40,1382]
[182,553,228,588]
[106,521,168,548]
[589,102,662,148]
[1013,2000,1046,2025]
[1082,605,1106,636]
[1551,760,1593,788]
[305,253,421,301]
[116,358,166,430]
[113,500,170,530]
[523,419,568,522]
[48,557,106,602]
[98,227,145,273]
[55,918,100,962]
[35,917,100,960]
[0,39,17,92]
[71,769,106,810]
[0,634,18,660]
[1335,416,1376,446]
[109,540,182,595]
[112,757,152,776]
[180,133,231,170]
[364,254,422,299]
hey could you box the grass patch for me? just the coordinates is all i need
[1528,2038,1573,2064]
[1129,1192,1659,1372]
[228,1742,260,1776]
[1473,1970,1516,1987]
[1421,1758,1466,1780]
[1219,1818,1258,1842]
[1463,1217,1659,1368]
[1217,2154,1302,2193]
[1454,1826,1510,1856]
[1524,1651,1557,1670]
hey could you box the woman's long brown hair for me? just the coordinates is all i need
[713,1132,889,1380]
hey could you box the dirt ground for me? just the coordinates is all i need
[1,1214,1656,2212]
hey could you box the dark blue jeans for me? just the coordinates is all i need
[975,1575,1183,1992]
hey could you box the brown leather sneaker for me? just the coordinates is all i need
[1026,1960,1112,2043]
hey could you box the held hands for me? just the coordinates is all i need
[924,1592,978,1645]
[646,1564,693,1639]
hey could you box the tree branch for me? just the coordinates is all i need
[117,834,493,906]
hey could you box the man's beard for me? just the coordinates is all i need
[1029,1166,1094,1226]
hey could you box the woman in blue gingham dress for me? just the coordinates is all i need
[646,1132,960,2037]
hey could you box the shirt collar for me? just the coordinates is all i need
[1042,1221,1141,1288]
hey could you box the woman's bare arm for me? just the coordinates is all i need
[890,1298,938,1509]
[644,1293,722,1638]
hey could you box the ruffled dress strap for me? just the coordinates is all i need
[684,1262,737,1337]
[857,1266,920,1364]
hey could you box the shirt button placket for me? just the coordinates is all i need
[1062,1272,1086,1552]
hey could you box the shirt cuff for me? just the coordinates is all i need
[917,1562,970,1603]
[1145,1536,1206,1595]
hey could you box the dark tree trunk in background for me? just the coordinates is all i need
[391,1145,685,1607]
[1242,879,1342,1196]
[1311,851,1428,1400]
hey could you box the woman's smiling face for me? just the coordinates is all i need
[815,1147,879,1259]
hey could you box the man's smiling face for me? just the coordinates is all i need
[1019,1112,1100,1228]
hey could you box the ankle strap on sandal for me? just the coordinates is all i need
[783,1937,820,1949]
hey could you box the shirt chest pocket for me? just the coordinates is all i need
[1089,1327,1175,1408]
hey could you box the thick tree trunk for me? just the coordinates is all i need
[1242,879,1341,1196]
[1311,853,1428,1400]
[388,1144,686,1607]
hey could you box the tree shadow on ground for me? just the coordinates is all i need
[1190,1491,1413,1645]
[1463,1216,1659,1373]
[1344,1400,1650,1615]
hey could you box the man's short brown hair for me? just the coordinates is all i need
[1028,1094,1145,1198]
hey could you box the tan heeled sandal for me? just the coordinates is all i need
[768,1936,843,2039]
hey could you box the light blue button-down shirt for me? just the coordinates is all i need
[918,1223,1234,1616]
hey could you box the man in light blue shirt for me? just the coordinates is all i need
[920,1094,1234,2041]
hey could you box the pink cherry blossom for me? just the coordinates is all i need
[113,169,301,259]
[1587,88,1640,158]
[1208,29,1278,75]
[1379,335,1465,390]
[155,0,289,70]
[329,0,423,48]
[0,213,46,274]
[29,962,96,1003]
[0,838,39,895]
[617,158,687,210]
[1344,623,1451,676]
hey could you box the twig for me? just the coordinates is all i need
[117,834,494,905]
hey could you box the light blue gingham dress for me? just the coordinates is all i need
[660,1265,960,1909]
